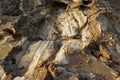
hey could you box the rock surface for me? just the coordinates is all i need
[0,0,120,80]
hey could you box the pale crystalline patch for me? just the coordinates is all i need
[98,23,101,36]
[56,10,87,37]
[24,41,54,76]
[16,41,42,72]
[54,50,68,64]
[81,25,92,49]
[14,41,55,79]
[40,41,55,61]
[72,0,82,3]
[54,41,71,64]
[54,40,82,64]
[54,0,82,4]
[0,66,7,80]
[14,77,25,80]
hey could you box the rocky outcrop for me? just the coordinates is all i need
[0,0,120,80]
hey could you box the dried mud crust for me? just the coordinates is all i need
[0,0,120,80]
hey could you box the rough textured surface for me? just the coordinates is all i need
[0,0,120,80]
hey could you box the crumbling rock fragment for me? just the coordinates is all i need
[55,9,87,38]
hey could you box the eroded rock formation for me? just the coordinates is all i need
[0,0,120,80]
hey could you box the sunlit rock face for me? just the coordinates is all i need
[55,10,87,38]
[0,0,120,80]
